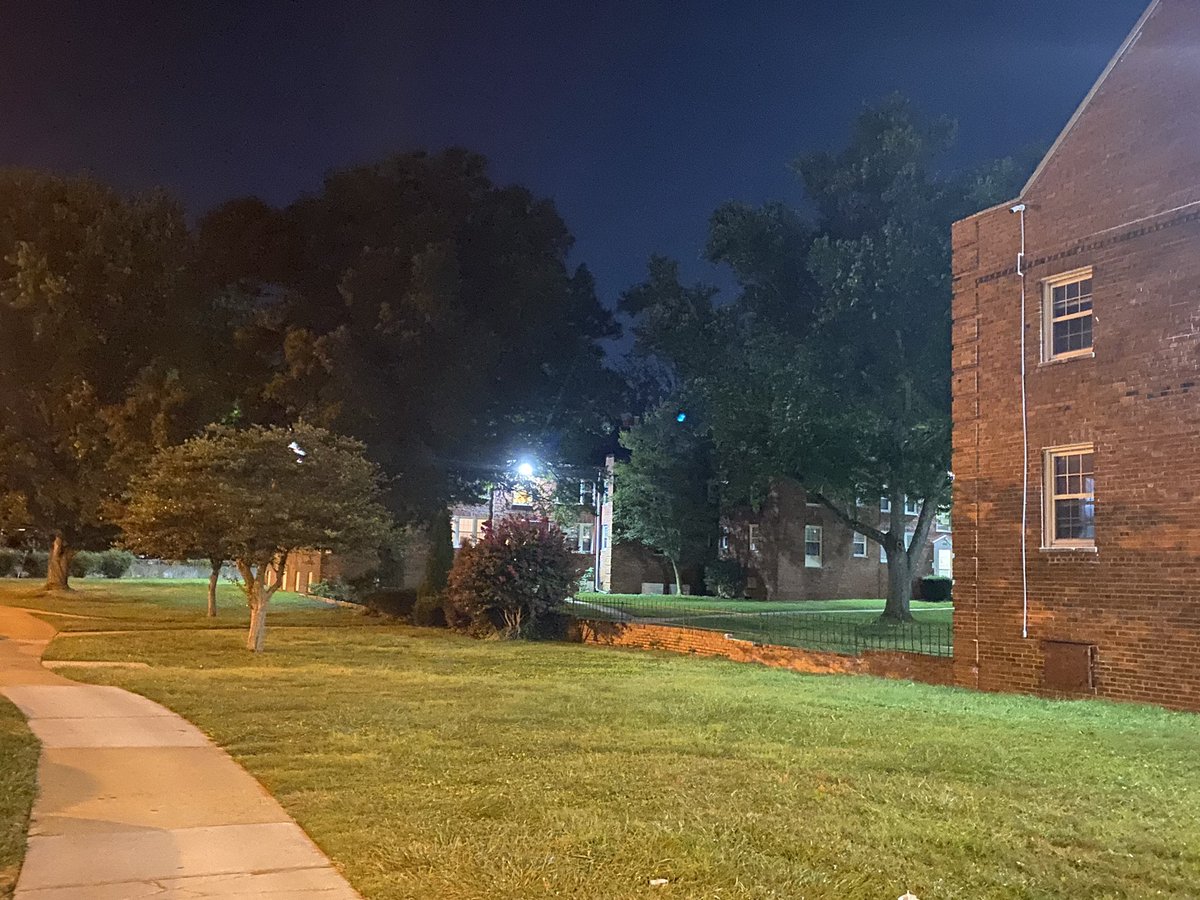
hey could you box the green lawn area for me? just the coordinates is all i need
[0,578,377,632]
[571,592,953,655]
[24,583,1200,899]
[0,699,37,900]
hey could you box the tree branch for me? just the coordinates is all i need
[809,491,888,546]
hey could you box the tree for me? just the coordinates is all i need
[445,517,576,637]
[0,170,220,590]
[612,405,720,593]
[199,149,625,526]
[622,97,1028,620]
[121,423,391,650]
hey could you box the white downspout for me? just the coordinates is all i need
[1012,203,1030,639]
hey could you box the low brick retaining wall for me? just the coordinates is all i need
[568,619,955,686]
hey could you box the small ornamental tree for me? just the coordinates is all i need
[445,518,576,638]
[121,423,391,650]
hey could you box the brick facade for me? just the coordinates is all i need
[725,480,944,601]
[951,0,1200,711]
[569,619,954,686]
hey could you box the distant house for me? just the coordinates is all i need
[951,0,1200,708]
[721,481,947,601]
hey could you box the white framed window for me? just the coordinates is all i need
[880,496,891,513]
[935,510,952,532]
[511,487,534,508]
[576,522,594,554]
[804,525,822,568]
[719,530,730,551]
[881,531,915,563]
[851,533,868,558]
[935,543,954,578]
[1043,268,1094,361]
[1043,444,1095,548]
[452,516,486,548]
[903,496,920,516]
[601,523,611,550]
[748,523,761,553]
[308,571,316,588]
[579,480,595,506]
[294,570,302,592]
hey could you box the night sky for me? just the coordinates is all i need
[2,1,1148,308]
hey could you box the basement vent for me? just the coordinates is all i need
[1042,640,1095,693]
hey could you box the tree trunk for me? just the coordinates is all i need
[881,536,914,622]
[668,557,683,596]
[207,558,221,618]
[44,534,76,593]
[246,588,268,652]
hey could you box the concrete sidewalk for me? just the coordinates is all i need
[0,606,361,899]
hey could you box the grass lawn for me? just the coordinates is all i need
[574,592,952,616]
[33,588,1200,899]
[0,699,37,900]
[572,592,953,655]
[0,578,378,632]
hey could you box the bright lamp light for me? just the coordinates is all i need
[516,461,535,479]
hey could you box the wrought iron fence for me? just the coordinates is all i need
[564,594,953,657]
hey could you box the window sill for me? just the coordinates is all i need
[1038,350,1094,368]
[1039,545,1098,554]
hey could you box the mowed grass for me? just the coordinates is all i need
[574,592,951,622]
[43,609,1200,898]
[0,578,378,632]
[0,699,37,900]
[572,592,953,655]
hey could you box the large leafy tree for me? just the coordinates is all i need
[623,97,1028,619]
[199,149,625,528]
[0,171,217,590]
[612,405,720,593]
[121,423,391,651]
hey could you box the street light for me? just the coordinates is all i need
[516,460,535,479]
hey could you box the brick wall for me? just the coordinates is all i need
[951,0,1200,713]
[569,619,955,686]
[728,479,939,601]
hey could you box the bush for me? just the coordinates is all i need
[20,551,48,579]
[445,518,577,638]
[311,577,355,603]
[705,558,747,599]
[362,588,419,618]
[69,551,100,578]
[97,549,134,578]
[920,576,953,603]
[412,591,448,628]
[0,548,21,577]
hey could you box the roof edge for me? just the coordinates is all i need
[1019,0,1162,197]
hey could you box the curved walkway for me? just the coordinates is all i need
[0,606,360,899]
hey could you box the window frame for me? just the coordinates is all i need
[851,532,868,558]
[601,523,611,551]
[576,522,594,554]
[1042,267,1094,362]
[1042,443,1096,550]
[903,496,920,516]
[804,525,822,568]
[879,496,891,513]
[747,523,761,554]
[510,487,534,509]
[452,516,485,549]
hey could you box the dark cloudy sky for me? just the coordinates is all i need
[1,1,1148,306]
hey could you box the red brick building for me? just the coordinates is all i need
[951,0,1200,709]
[723,481,949,601]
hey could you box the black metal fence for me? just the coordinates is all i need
[564,594,953,657]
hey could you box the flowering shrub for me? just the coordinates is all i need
[445,518,577,638]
